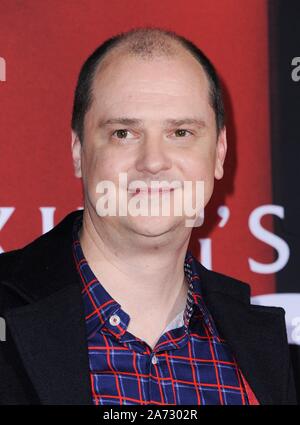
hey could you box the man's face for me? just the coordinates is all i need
[72,48,227,238]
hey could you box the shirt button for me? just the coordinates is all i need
[152,355,158,365]
[109,314,120,326]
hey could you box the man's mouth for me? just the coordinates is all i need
[128,187,175,196]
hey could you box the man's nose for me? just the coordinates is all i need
[134,134,172,175]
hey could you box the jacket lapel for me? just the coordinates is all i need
[197,264,289,405]
[3,281,93,405]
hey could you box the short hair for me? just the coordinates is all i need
[71,27,225,144]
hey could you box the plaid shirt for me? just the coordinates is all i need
[72,215,256,405]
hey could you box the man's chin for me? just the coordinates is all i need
[124,215,184,238]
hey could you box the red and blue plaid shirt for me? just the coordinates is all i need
[72,215,254,405]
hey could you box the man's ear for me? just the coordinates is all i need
[71,130,82,178]
[214,127,227,180]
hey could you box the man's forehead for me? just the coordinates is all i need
[92,45,209,89]
[87,47,213,129]
[89,57,211,122]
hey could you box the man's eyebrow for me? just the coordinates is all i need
[97,117,207,128]
[98,118,144,127]
[163,118,207,128]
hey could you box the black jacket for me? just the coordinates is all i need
[0,210,297,405]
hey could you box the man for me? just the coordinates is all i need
[0,27,297,405]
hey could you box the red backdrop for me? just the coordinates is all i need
[0,0,274,295]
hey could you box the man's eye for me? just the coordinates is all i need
[112,129,133,139]
[174,129,192,137]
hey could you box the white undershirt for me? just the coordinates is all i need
[161,308,185,334]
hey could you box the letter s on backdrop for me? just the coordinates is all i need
[248,205,290,274]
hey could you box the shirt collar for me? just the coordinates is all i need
[72,213,220,340]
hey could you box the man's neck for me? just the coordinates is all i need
[78,210,191,328]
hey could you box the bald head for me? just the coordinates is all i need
[105,28,182,59]
[71,27,225,144]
